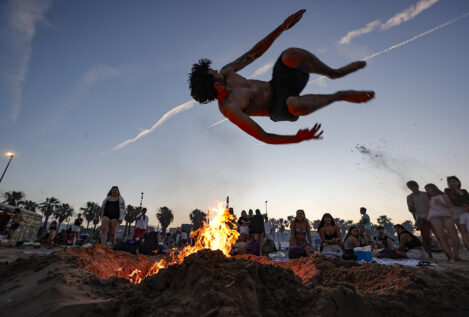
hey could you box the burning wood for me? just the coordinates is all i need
[129,201,239,284]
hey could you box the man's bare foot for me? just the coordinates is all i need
[331,61,367,79]
[339,90,375,103]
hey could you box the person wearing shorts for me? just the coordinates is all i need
[188,10,374,145]
[133,208,148,240]
[98,186,125,247]
[444,176,469,252]
[406,180,433,259]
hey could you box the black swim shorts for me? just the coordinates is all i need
[269,55,309,122]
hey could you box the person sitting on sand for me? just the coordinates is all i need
[357,224,369,247]
[373,226,395,250]
[238,210,250,242]
[290,210,313,258]
[394,224,428,261]
[54,229,67,245]
[424,183,461,263]
[188,9,374,145]
[318,213,343,251]
[343,226,361,259]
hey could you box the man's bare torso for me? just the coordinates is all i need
[218,72,272,117]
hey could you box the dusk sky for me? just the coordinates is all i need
[1,0,468,228]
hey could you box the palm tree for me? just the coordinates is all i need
[80,202,100,229]
[124,205,140,237]
[39,197,60,232]
[189,209,206,230]
[19,200,38,212]
[2,191,24,206]
[54,203,74,230]
[157,206,174,235]
[310,219,321,230]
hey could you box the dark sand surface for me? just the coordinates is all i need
[1,245,469,316]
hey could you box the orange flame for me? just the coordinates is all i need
[129,201,239,284]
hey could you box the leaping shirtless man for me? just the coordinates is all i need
[189,9,375,145]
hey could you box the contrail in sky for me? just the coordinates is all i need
[206,118,228,128]
[308,12,469,86]
[363,12,469,60]
[112,99,196,150]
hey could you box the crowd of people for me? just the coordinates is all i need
[3,176,469,265]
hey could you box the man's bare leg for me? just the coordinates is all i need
[281,47,366,78]
[287,90,374,116]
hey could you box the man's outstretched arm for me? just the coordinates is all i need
[223,106,322,145]
[220,9,306,73]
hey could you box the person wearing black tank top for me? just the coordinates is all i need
[98,186,125,247]
[318,213,343,251]
[394,224,428,261]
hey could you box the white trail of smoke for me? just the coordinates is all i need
[206,118,228,128]
[307,12,469,86]
[112,99,196,151]
[364,12,469,60]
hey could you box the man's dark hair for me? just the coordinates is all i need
[360,207,366,212]
[188,59,218,104]
[447,176,461,189]
[406,180,418,187]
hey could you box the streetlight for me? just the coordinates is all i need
[0,152,14,183]
[265,200,268,216]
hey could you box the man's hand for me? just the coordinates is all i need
[296,123,323,142]
[282,9,306,30]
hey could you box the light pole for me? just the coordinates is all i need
[139,192,144,208]
[0,152,14,183]
[265,200,268,216]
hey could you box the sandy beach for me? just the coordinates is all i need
[1,245,469,316]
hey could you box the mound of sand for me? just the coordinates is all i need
[1,246,469,316]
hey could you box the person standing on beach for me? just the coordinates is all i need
[8,208,23,243]
[98,186,125,248]
[188,9,374,145]
[406,180,433,260]
[238,210,250,242]
[250,209,265,255]
[424,183,460,263]
[0,209,11,235]
[264,215,273,240]
[359,207,372,245]
[133,208,149,240]
[444,176,469,252]
[460,204,469,237]
[71,214,83,246]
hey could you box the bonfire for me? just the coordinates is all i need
[129,201,239,284]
